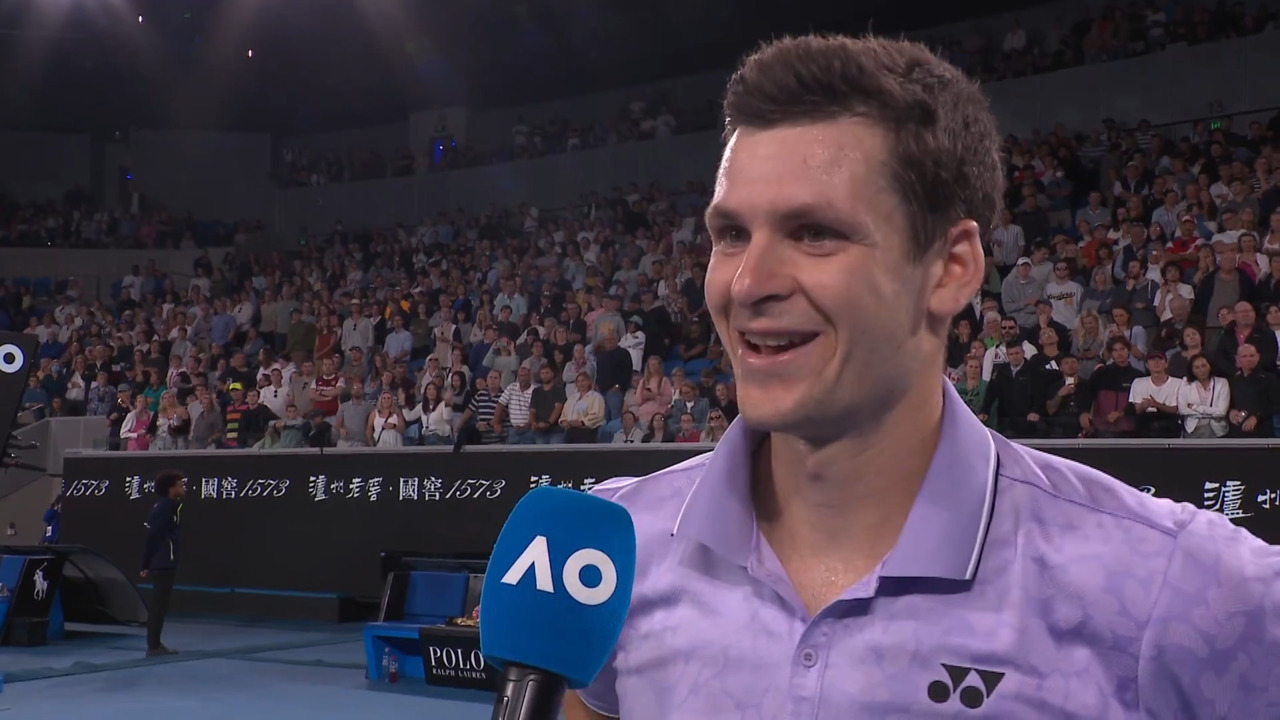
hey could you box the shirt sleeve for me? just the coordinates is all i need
[1138,509,1280,718]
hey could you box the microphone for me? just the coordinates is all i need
[480,486,636,720]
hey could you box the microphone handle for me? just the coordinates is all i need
[490,663,567,720]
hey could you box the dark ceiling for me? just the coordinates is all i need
[0,0,1045,135]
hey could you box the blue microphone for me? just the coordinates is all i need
[480,486,636,720]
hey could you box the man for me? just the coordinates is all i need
[1128,350,1183,438]
[1000,257,1041,329]
[456,370,504,448]
[41,495,62,544]
[1042,259,1083,330]
[493,365,535,445]
[528,365,566,445]
[1214,300,1279,378]
[981,316,1037,381]
[977,343,1044,438]
[141,469,185,657]
[1227,343,1280,438]
[567,35,1280,720]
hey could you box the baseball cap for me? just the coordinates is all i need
[1015,257,1032,267]
[1146,350,1167,361]
[228,382,244,391]
[1180,214,1196,223]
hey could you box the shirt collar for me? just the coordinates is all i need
[672,379,998,582]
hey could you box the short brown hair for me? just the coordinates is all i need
[722,34,1002,261]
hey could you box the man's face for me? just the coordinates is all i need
[1237,344,1259,372]
[1060,356,1079,376]
[1000,320,1019,342]
[1007,346,1025,366]
[172,478,187,499]
[1111,343,1130,365]
[487,371,502,393]
[517,366,531,387]
[1234,302,1256,328]
[1148,354,1167,374]
[539,366,554,386]
[704,120,967,438]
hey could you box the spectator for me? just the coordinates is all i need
[334,382,373,448]
[560,372,604,444]
[1177,354,1230,438]
[1226,344,1280,437]
[120,395,153,451]
[612,411,643,444]
[366,391,405,448]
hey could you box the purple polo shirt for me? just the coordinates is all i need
[582,381,1280,718]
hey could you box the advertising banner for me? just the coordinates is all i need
[59,443,1280,599]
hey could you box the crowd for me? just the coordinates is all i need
[956,107,1280,439]
[929,0,1277,83]
[278,96,714,188]
[6,33,1280,450]
[0,184,255,250]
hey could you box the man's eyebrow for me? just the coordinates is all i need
[705,202,850,228]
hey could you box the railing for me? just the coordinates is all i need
[0,416,109,501]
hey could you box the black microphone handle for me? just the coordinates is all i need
[490,663,567,720]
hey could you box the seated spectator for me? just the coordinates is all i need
[701,409,729,444]
[1128,351,1183,438]
[1081,337,1144,438]
[1177,355,1230,439]
[1226,344,1280,438]
[560,372,604,444]
[612,411,643,444]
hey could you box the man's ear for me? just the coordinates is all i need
[927,219,985,322]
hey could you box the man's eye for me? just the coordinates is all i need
[796,225,843,245]
[714,227,748,246]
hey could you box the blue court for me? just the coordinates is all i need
[0,619,498,719]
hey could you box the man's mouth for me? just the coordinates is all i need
[739,332,819,356]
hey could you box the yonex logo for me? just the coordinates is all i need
[0,343,24,375]
[927,663,1005,709]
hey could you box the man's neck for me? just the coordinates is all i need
[753,373,944,575]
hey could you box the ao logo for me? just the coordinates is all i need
[0,343,24,375]
[499,535,617,606]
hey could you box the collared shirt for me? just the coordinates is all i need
[582,381,1280,719]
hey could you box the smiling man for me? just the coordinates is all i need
[565,35,1280,720]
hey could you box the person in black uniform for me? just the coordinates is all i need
[140,469,186,657]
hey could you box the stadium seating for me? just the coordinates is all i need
[2,1,1279,448]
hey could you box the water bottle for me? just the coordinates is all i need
[388,653,399,684]
[380,647,390,682]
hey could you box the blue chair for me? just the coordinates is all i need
[110,279,124,301]
[32,277,52,298]
[684,358,712,377]
[716,374,735,386]
[663,359,684,377]
[665,346,683,362]
[408,358,426,373]
[12,277,31,290]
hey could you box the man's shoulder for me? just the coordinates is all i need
[994,436,1274,571]
[588,451,713,531]
[995,436,1193,543]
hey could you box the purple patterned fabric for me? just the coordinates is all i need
[580,380,1280,719]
